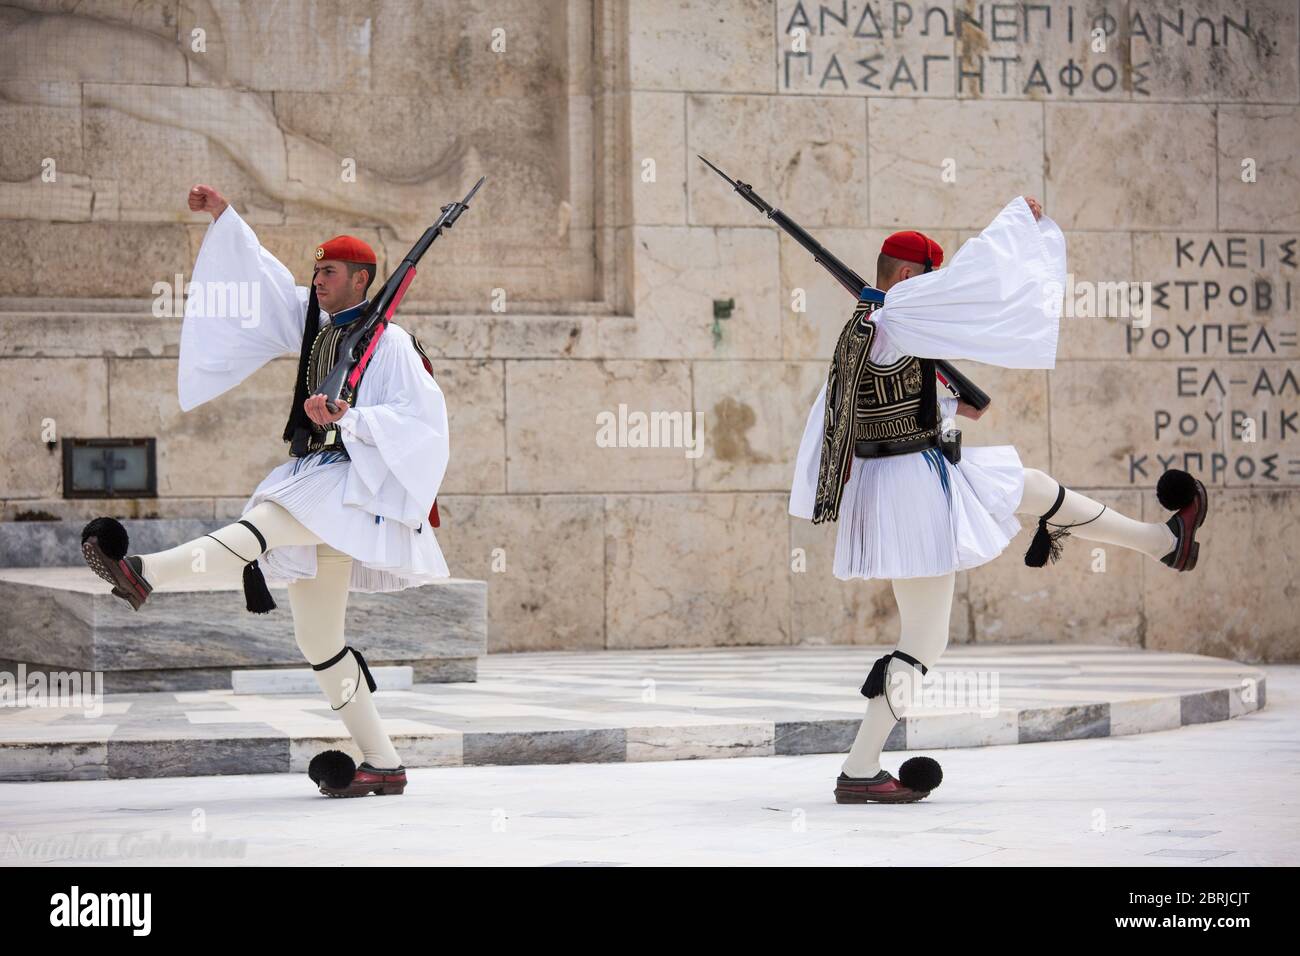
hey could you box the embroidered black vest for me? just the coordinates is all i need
[811,295,939,524]
[295,321,357,458]
[852,353,940,451]
[811,297,878,523]
[290,318,441,459]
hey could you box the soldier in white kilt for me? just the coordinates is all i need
[80,185,454,798]
[788,197,1210,804]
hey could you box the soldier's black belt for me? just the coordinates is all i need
[289,425,352,459]
[854,430,963,466]
[854,432,941,459]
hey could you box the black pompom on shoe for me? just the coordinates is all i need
[81,516,129,560]
[308,750,357,791]
[81,517,151,610]
[899,756,943,793]
[1156,469,1199,511]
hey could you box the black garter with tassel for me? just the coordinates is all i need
[237,519,276,613]
[1024,485,1106,568]
[861,650,928,698]
[311,646,378,711]
[862,653,892,698]
[206,519,276,613]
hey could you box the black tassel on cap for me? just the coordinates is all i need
[243,560,276,614]
[1025,485,1068,567]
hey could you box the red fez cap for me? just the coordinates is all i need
[881,230,943,270]
[314,235,377,265]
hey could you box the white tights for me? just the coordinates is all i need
[841,571,955,778]
[1018,468,1176,560]
[137,501,402,769]
[840,466,1177,778]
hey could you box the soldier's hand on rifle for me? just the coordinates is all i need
[1023,196,1043,221]
[956,399,988,421]
[188,184,229,222]
[305,394,349,426]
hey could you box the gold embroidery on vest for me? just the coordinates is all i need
[812,300,879,524]
[299,323,354,457]
[851,354,938,448]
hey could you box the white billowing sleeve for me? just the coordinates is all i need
[789,381,827,520]
[178,207,310,412]
[334,325,450,525]
[871,197,1067,369]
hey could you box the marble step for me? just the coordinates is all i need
[1,517,247,568]
[232,666,414,695]
[0,645,1267,783]
[0,567,487,692]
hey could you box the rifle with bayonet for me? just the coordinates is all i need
[697,156,990,411]
[311,176,486,429]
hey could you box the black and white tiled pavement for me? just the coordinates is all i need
[0,645,1265,781]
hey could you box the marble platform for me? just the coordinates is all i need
[231,666,414,695]
[0,517,239,568]
[0,645,1265,782]
[0,567,488,692]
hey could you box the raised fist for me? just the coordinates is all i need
[1023,196,1043,221]
[188,184,229,221]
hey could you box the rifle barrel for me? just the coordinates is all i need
[697,156,992,410]
[767,210,867,298]
[317,177,486,413]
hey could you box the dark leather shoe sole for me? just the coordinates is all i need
[81,539,151,610]
[320,768,408,798]
[834,776,930,804]
[321,783,407,798]
[835,788,928,804]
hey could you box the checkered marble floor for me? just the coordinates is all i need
[0,645,1265,781]
[0,665,1293,867]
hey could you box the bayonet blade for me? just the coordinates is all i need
[698,154,738,188]
[697,154,771,215]
[461,175,486,206]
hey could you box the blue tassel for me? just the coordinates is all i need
[922,447,951,503]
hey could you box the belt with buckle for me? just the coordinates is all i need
[854,431,941,459]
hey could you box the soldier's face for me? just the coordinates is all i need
[313,259,365,313]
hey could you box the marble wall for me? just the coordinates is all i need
[4,1,1298,660]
